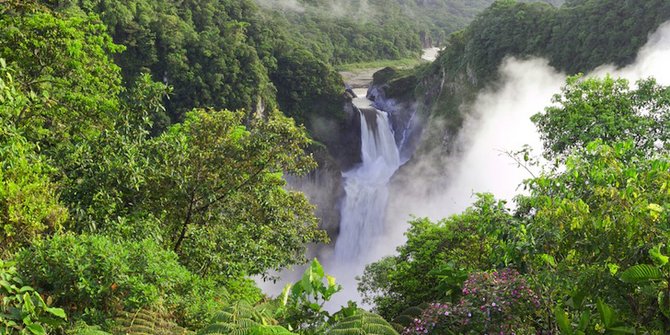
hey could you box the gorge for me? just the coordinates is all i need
[314,19,670,309]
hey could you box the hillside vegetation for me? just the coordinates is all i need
[256,0,566,65]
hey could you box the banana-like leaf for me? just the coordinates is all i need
[620,264,663,283]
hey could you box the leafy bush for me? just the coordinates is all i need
[15,233,227,328]
[0,259,67,335]
[276,258,341,334]
[358,194,524,320]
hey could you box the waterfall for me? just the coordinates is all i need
[334,103,400,262]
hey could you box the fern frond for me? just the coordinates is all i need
[326,329,367,335]
[326,312,398,335]
[231,327,255,335]
[237,319,260,328]
[198,322,236,335]
[249,325,296,335]
[211,311,235,324]
[362,324,397,334]
[68,323,113,335]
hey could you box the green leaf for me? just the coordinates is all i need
[18,286,34,293]
[648,203,664,213]
[540,254,556,267]
[597,300,615,328]
[326,275,336,288]
[280,284,292,306]
[22,292,34,313]
[658,291,670,319]
[649,245,669,267]
[45,307,66,320]
[309,258,325,279]
[578,310,591,331]
[620,264,663,283]
[0,279,12,292]
[553,306,573,335]
[606,326,636,334]
[26,323,46,335]
[607,263,619,276]
[308,303,321,311]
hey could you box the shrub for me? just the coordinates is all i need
[0,258,67,335]
[15,233,227,328]
[403,269,540,335]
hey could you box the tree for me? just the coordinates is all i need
[65,107,327,279]
[0,5,123,154]
[532,75,670,160]
[517,140,670,331]
[15,233,231,328]
[147,109,326,278]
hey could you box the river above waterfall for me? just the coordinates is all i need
[421,47,442,61]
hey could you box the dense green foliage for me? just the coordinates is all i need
[0,121,66,255]
[3,0,670,334]
[358,194,518,319]
[39,0,345,133]
[378,0,670,159]
[0,4,122,150]
[450,0,670,82]
[15,234,237,327]
[33,0,561,138]
[258,0,564,65]
[412,0,669,90]
[258,1,423,64]
[62,106,325,278]
[0,1,329,333]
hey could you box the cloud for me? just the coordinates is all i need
[384,20,670,243]
[254,0,305,13]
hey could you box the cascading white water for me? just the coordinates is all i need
[334,101,400,262]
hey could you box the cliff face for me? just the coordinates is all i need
[367,81,421,164]
[311,97,362,172]
[286,148,344,239]
[290,93,360,240]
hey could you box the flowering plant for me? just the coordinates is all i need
[403,268,540,334]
